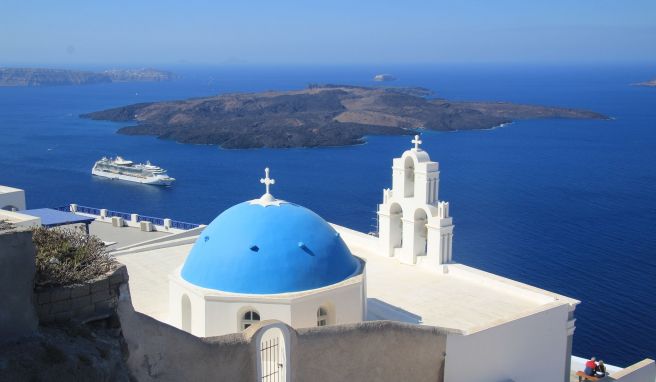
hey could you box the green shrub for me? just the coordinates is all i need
[32,227,117,287]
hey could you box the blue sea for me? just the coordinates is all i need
[0,64,654,366]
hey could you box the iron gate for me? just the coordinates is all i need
[260,336,283,382]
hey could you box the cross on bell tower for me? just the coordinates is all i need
[260,167,275,197]
[411,135,422,151]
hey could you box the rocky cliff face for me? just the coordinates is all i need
[83,85,609,149]
[0,319,130,382]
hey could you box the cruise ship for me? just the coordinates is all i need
[92,156,175,186]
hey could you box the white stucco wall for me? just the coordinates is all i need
[205,300,292,336]
[0,186,26,211]
[169,268,365,337]
[444,303,570,382]
[289,281,364,329]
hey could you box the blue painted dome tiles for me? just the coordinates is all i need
[181,200,361,294]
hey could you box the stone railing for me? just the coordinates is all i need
[34,264,128,324]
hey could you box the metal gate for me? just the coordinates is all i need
[260,336,283,382]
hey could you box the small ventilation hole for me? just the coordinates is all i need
[250,245,259,252]
[204,236,210,242]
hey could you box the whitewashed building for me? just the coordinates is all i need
[168,168,366,337]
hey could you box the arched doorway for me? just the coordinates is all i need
[404,156,415,197]
[181,294,191,333]
[414,209,428,257]
[390,203,403,254]
[258,326,289,382]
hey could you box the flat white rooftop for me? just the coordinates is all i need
[357,246,572,332]
[113,224,577,332]
[88,221,171,249]
[0,185,24,194]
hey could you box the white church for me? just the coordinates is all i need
[118,136,581,381]
[168,135,458,337]
[7,135,654,381]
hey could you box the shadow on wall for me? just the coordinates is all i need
[366,297,422,324]
[117,285,448,382]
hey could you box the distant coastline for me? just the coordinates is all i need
[82,84,609,149]
[0,67,175,87]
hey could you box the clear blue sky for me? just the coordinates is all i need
[1,0,655,66]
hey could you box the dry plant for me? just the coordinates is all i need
[32,226,116,287]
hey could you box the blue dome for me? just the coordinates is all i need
[181,201,361,294]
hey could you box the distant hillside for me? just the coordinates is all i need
[82,85,609,149]
[0,68,174,87]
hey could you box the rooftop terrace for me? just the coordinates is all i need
[109,223,577,333]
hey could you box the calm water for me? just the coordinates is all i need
[1,64,654,366]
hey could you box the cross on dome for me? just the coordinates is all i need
[250,167,286,207]
[260,167,275,196]
[412,134,422,151]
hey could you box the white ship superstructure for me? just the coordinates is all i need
[92,156,175,186]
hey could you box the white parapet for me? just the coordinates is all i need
[0,185,26,211]
[0,210,40,228]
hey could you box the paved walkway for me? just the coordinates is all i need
[89,221,170,249]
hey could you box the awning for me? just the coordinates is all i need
[22,208,95,231]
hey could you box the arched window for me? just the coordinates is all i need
[241,309,260,330]
[414,208,428,257]
[317,306,329,327]
[181,294,191,333]
[404,156,415,198]
[390,203,403,250]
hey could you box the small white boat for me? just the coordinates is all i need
[374,74,396,82]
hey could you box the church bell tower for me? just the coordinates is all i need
[377,135,454,267]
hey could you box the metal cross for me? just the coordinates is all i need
[412,135,422,151]
[260,167,275,195]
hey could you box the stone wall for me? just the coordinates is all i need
[35,265,128,323]
[0,228,38,342]
[118,284,256,382]
[118,282,448,382]
[293,321,447,382]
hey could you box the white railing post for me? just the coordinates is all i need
[70,203,78,213]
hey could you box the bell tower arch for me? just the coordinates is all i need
[378,135,454,268]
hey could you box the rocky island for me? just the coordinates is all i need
[82,85,608,149]
[0,67,174,87]
[635,79,656,87]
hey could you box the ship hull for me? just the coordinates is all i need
[92,169,174,186]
